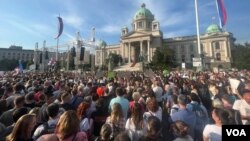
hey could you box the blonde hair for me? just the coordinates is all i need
[132,92,141,102]
[110,103,123,124]
[6,114,36,141]
[56,110,80,139]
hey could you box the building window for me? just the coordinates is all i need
[215,42,220,50]
[216,53,221,61]
[181,55,185,62]
[181,45,185,53]
[190,44,194,52]
[153,24,157,30]
[190,54,194,61]
[147,22,151,29]
[138,21,143,29]
[200,44,204,52]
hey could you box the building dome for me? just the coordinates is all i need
[134,3,154,20]
[99,40,107,48]
[206,24,222,34]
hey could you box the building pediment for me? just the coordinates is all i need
[121,31,152,39]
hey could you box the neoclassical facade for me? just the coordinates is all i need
[95,4,234,70]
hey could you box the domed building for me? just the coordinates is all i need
[95,3,234,70]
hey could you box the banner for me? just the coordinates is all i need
[55,16,63,39]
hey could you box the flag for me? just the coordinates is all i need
[55,16,63,39]
[216,0,227,28]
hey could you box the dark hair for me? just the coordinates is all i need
[13,107,29,122]
[189,93,201,104]
[100,124,112,140]
[116,87,123,96]
[46,103,59,118]
[146,116,161,138]
[213,108,230,125]
[171,120,189,137]
[146,98,159,112]
[131,103,143,130]
[114,131,131,141]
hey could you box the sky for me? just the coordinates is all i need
[0,0,249,52]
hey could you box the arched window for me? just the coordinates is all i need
[215,42,220,50]
[181,55,185,62]
[200,44,204,52]
[190,54,194,61]
[216,53,221,61]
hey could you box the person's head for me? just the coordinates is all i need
[177,94,188,107]
[6,114,36,141]
[56,110,80,139]
[115,87,123,96]
[146,98,159,112]
[14,96,25,108]
[146,116,161,138]
[242,89,250,104]
[188,93,201,104]
[212,98,223,108]
[76,101,90,119]
[111,103,123,123]
[100,124,112,140]
[171,120,190,138]
[46,103,60,119]
[60,92,71,104]
[114,131,131,141]
[132,92,140,102]
[25,92,35,104]
[13,107,29,123]
[212,108,230,125]
[29,107,42,124]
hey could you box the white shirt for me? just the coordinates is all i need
[233,99,250,125]
[203,124,221,141]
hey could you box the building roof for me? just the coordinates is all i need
[206,24,222,34]
[134,3,154,20]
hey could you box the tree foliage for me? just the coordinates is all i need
[149,45,176,70]
[231,42,250,70]
[108,53,122,67]
[0,59,21,71]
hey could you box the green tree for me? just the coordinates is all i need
[107,53,122,67]
[232,42,250,70]
[150,45,176,70]
[0,59,19,71]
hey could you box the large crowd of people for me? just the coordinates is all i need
[0,69,249,141]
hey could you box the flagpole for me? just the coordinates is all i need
[56,37,59,61]
[194,0,203,70]
[215,0,222,29]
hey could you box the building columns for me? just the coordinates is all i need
[140,41,143,57]
[128,42,131,63]
[147,40,150,62]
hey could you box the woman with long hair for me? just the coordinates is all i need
[139,116,162,141]
[125,103,144,141]
[106,103,125,140]
[77,101,93,140]
[143,98,162,122]
[203,108,230,141]
[37,110,87,141]
[6,114,37,141]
